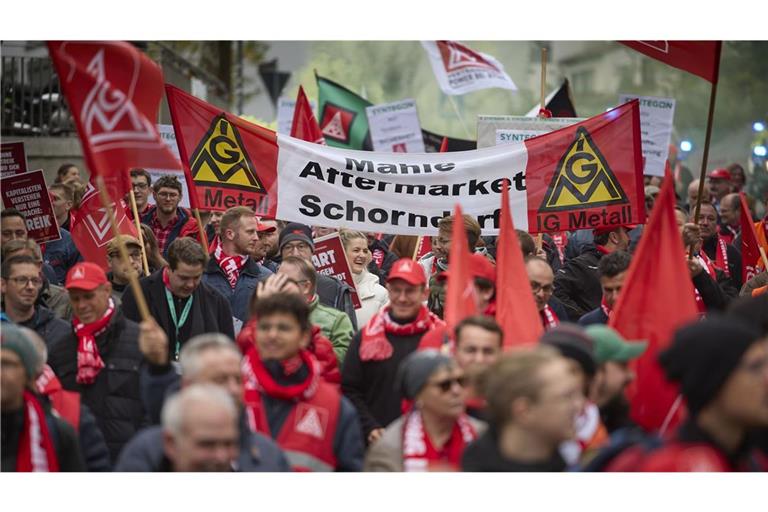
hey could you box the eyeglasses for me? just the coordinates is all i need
[7,276,43,287]
[157,191,180,199]
[530,281,554,294]
[282,242,311,253]
[430,376,467,393]
[132,183,149,190]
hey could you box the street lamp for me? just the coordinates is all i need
[680,140,693,152]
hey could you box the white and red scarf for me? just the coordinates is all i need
[16,390,59,472]
[72,298,115,385]
[213,238,247,289]
[539,304,560,330]
[713,235,731,278]
[359,306,444,362]
[693,254,718,315]
[402,410,477,472]
[600,297,613,320]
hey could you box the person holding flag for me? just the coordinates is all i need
[696,201,742,293]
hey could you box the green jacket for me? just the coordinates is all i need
[309,295,354,365]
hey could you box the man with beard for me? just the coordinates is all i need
[141,175,199,258]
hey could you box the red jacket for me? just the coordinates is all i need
[236,320,340,384]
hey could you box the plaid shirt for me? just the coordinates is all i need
[150,209,179,254]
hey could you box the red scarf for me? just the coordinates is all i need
[539,304,559,329]
[360,306,444,362]
[213,238,247,289]
[72,298,115,385]
[16,390,59,472]
[372,248,385,269]
[694,255,716,315]
[595,245,611,255]
[35,364,59,395]
[483,299,497,317]
[600,297,613,319]
[713,235,730,278]
[242,348,320,402]
[401,410,477,472]
[551,232,568,264]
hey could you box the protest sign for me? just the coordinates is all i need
[618,94,676,177]
[1,142,28,177]
[1,169,61,243]
[168,85,645,234]
[477,115,583,148]
[144,124,191,208]
[312,233,361,309]
[366,99,426,153]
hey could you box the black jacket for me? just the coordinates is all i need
[16,306,70,346]
[693,269,731,312]
[1,398,85,472]
[578,307,608,326]
[702,235,743,293]
[367,239,399,285]
[114,416,291,472]
[317,274,358,331]
[553,247,604,320]
[462,429,567,472]
[341,326,425,438]
[47,310,146,464]
[122,269,235,361]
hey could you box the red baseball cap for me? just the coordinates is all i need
[708,168,732,180]
[387,258,427,286]
[256,220,276,233]
[437,253,496,283]
[65,262,108,291]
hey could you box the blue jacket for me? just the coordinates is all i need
[114,418,291,472]
[578,307,609,326]
[43,228,82,285]
[202,256,273,323]
[140,206,199,259]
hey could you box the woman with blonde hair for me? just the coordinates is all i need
[339,229,388,327]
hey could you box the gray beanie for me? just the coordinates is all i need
[395,349,454,400]
[1,323,41,380]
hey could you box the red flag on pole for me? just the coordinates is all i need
[620,41,722,83]
[70,183,138,270]
[290,86,326,145]
[47,42,180,201]
[739,192,764,280]
[438,136,449,153]
[609,174,699,432]
[443,204,478,334]
[496,181,543,348]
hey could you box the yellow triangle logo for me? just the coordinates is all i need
[539,127,628,213]
[189,115,264,191]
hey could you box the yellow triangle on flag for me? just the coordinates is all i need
[539,127,628,212]
[190,115,264,190]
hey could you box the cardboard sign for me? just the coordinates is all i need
[477,115,583,148]
[145,124,191,208]
[366,99,426,153]
[277,97,317,135]
[618,94,676,177]
[312,233,362,309]
[1,142,28,177]
[1,169,61,243]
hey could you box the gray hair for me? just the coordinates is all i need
[179,333,240,380]
[161,383,237,437]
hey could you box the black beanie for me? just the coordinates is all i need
[659,317,761,415]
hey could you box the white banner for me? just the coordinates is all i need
[275,135,529,236]
[617,94,676,177]
[477,115,583,148]
[366,99,426,153]
[421,41,517,96]
[146,124,190,208]
[277,96,317,136]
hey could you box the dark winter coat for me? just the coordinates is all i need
[553,247,604,321]
[43,228,82,285]
[702,235,743,293]
[47,310,146,463]
[462,429,567,472]
[202,257,273,323]
[122,269,235,361]
[17,306,70,345]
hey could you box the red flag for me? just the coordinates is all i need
[443,204,478,334]
[620,41,722,83]
[438,136,449,153]
[496,181,543,348]
[609,174,699,432]
[290,86,326,145]
[47,42,179,201]
[70,183,138,270]
[740,192,764,280]
[165,85,278,215]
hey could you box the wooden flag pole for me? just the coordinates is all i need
[688,79,719,259]
[540,47,548,113]
[95,176,151,322]
[193,208,210,256]
[128,189,150,276]
[412,236,423,261]
[447,95,473,139]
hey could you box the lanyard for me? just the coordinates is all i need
[165,288,193,361]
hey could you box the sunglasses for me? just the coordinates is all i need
[431,376,467,393]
